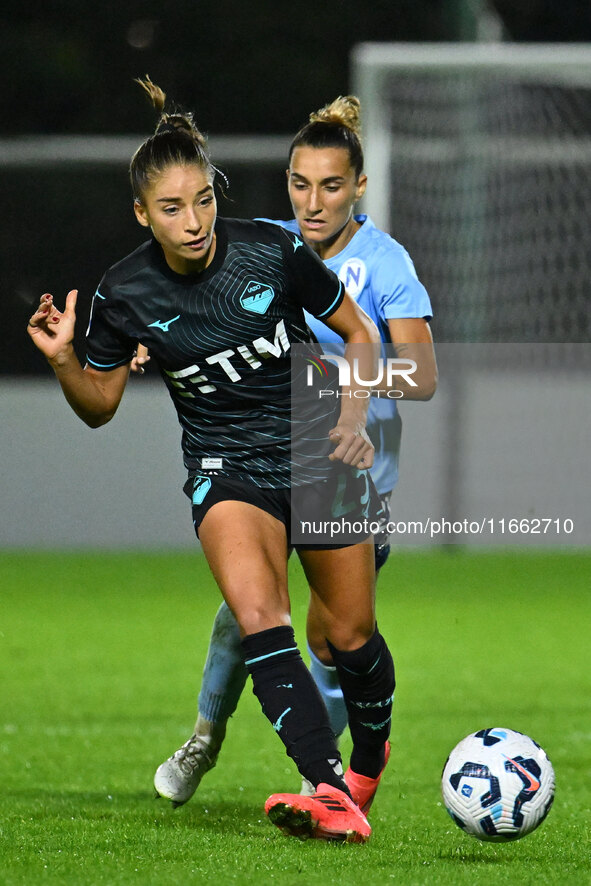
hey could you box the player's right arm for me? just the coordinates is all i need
[28,290,129,428]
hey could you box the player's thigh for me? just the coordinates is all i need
[298,541,376,651]
[199,500,290,635]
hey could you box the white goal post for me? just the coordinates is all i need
[351,43,591,344]
[351,44,591,540]
[352,42,591,232]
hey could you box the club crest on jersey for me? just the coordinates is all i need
[240,281,275,315]
[338,258,367,299]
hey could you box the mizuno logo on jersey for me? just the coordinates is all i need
[164,319,291,395]
[240,281,275,315]
[293,235,303,251]
[148,315,181,332]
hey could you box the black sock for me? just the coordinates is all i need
[327,628,395,779]
[241,625,350,795]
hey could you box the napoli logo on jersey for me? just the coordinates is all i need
[240,281,275,315]
[338,258,367,299]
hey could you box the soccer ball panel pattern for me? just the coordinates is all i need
[441,727,555,842]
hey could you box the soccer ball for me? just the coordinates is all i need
[441,728,555,842]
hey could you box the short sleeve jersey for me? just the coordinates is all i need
[86,218,344,488]
[258,215,433,494]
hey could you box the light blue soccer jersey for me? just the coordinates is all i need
[258,215,433,494]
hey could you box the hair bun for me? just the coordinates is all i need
[130,75,215,199]
[309,96,362,138]
[136,76,207,148]
[155,122,178,135]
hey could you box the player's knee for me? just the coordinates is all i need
[307,636,334,666]
[324,622,375,653]
[237,605,291,637]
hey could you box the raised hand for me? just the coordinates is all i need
[27,290,78,362]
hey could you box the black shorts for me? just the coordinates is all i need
[184,467,385,550]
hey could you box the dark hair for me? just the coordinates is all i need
[288,95,364,179]
[130,76,218,201]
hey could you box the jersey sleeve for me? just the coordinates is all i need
[279,227,344,320]
[374,245,433,321]
[85,278,135,371]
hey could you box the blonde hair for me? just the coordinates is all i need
[130,75,213,200]
[309,95,362,140]
[289,95,364,177]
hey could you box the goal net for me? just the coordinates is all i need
[352,43,591,343]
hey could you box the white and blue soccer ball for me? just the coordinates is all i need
[441,728,555,842]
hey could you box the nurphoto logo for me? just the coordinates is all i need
[306,354,417,399]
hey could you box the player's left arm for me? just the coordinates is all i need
[383,317,438,401]
[322,293,381,469]
[369,242,437,400]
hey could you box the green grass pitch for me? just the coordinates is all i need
[1,549,590,885]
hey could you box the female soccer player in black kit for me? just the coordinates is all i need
[27,78,395,843]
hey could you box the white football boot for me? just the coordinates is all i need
[154,715,226,806]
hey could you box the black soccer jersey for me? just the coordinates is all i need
[86,218,344,487]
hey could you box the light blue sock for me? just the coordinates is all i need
[308,646,348,740]
[198,602,248,723]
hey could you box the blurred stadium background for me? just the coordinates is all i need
[1,1,589,548]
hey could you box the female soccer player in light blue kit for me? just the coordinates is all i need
[153,95,437,810]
